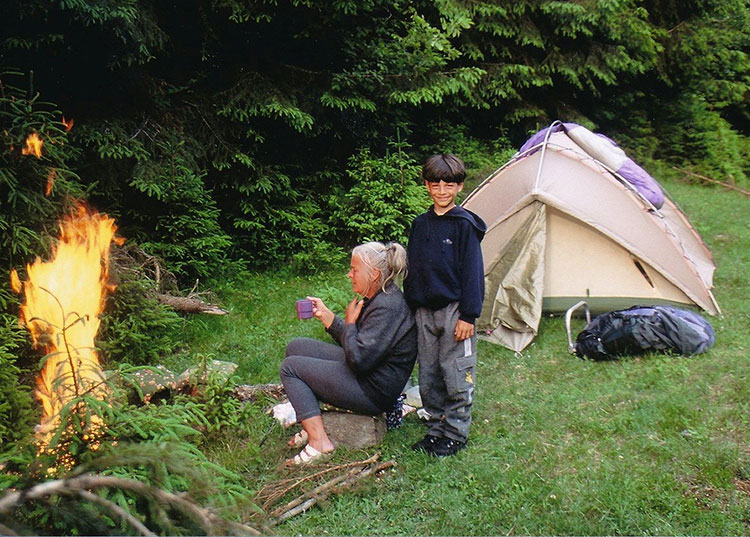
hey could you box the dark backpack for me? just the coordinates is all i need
[575,305,715,361]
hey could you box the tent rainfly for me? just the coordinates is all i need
[462,121,720,352]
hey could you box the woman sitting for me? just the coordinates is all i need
[279,241,417,465]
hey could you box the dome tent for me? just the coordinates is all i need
[462,121,720,352]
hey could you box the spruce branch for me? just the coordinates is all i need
[0,473,262,536]
[75,489,155,536]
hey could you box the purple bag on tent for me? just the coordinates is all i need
[518,122,665,208]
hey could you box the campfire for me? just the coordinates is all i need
[11,203,122,464]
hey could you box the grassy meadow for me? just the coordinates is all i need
[172,176,749,535]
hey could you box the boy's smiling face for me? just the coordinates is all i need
[425,180,464,215]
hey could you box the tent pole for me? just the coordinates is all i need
[534,120,562,192]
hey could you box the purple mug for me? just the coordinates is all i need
[296,298,314,319]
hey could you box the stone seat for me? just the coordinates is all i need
[319,404,386,449]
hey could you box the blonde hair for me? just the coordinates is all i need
[352,241,408,293]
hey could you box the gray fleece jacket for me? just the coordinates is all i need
[327,283,417,410]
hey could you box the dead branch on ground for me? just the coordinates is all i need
[156,293,227,314]
[110,243,227,314]
[251,453,395,527]
[675,167,750,196]
[233,383,285,402]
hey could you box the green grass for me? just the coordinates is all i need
[176,177,749,535]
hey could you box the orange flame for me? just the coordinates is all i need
[45,168,56,197]
[22,132,43,158]
[62,116,74,133]
[12,203,120,455]
[10,269,22,294]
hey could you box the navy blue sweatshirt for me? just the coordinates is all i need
[404,205,486,323]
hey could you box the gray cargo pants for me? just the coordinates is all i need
[415,303,476,442]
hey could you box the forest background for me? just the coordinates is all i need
[0,0,748,535]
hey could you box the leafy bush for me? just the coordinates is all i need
[75,123,234,284]
[0,71,84,269]
[129,140,233,282]
[229,169,347,272]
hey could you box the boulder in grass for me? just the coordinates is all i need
[131,360,238,403]
[131,365,178,403]
[174,360,238,393]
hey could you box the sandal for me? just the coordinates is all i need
[288,444,330,466]
[288,430,308,448]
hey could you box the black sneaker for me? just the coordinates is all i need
[411,434,441,452]
[428,437,466,457]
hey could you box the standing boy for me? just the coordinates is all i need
[404,154,486,457]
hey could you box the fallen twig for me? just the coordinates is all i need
[675,167,750,196]
[269,467,362,517]
[257,453,381,510]
[273,460,395,525]
[260,456,395,527]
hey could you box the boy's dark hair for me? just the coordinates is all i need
[422,154,466,184]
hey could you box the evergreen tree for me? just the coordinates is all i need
[2,0,748,274]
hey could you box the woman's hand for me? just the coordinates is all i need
[344,297,364,325]
[307,296,335,329]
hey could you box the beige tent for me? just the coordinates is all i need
[462,123,720,352]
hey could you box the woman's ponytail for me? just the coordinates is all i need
[352,241,408,292]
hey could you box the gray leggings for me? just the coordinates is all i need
[279,337,381,422]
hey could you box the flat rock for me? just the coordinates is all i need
[321,411,385,449]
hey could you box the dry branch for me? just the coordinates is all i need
[256,453,381,510]
[270,471,354,518]
[0,473,261,536]
[233,383,285,402]
[109,243,228,314]
[675,167,750,196]
[255,454,395,528]
[156,293,227,314]
[272,461,395,525]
